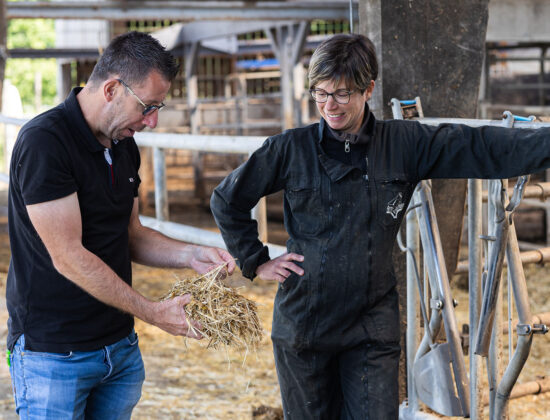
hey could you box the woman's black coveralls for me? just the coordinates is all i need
[211,108,550,419]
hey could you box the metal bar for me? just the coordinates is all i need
[278,26,295,130]
[0,114,28,126]
[501,312,550,334]
[416,117,550,129]
[483,183,550,202]
[474,181,509,356]
[490,56,550,62]
[196,122,282,131]
[8,48,100,59]
[390,98,403,119]
[414,182,470,416]
[487,179,505,416]
[483,377,550,405]
[507,377,550,400]
[406,204,420,412]
[522,197,550,209]
[488,83,550,91]
[153,147,169,221]
[455,245,550,273]
[134,132,265,154]
[493,177,507,418]
[493,223,535,418]
[139,215,286,258]
[484,112,515,418]
[508,263,513,362]
[364,0,383,119]
[468,178,484,420]
[349,0,354,33]
[7,1,358,21]
[479,103,550,115]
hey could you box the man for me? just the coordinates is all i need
[7,31,235,419]
[210,33,550,419]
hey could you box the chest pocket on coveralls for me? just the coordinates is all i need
[286,176,322,235]
[376,179,413,228]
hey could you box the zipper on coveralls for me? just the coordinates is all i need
[345,140,350,153]
[364,156,369,180]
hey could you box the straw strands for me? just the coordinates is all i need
[160,264,264,350]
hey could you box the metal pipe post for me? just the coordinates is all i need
[406,205,420,412]
[415,182,470,416]
[492,223,535,418]
[486,112,516,418]
[468,178,484,420]
[485,180,506,418]
[153,147,169,221]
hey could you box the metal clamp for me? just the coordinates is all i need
[506,175,530,214]
[517,323,549,336]
[430,298,444,310]
[533,324,549,335]
[516,324,532,336]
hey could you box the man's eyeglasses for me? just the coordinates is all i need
[117,79,166,116]
[309,89,355,105]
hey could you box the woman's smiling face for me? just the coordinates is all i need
[314,79,374,134]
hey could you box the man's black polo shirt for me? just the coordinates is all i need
[7,87,141,352]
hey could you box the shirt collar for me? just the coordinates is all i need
[318,103,376,145]
[63,87,105,153]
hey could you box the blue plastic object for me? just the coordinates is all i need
[513,115,535,122]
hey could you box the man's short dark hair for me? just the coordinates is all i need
[308,33,378,92]
[88,31,179,87]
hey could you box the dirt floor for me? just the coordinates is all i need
[0,197,548,419]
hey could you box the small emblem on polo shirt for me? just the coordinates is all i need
[129,177,135,183]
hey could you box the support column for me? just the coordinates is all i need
[359,0,383,119]
[267,21,309,130]
[185,41,200,135]
[468,179,484,420]
[184,42,205,203]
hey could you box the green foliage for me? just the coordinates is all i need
[5,18,57,112]
[7,19,56,49]
[5,59,57,113]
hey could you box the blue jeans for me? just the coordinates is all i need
[9,331,145,420]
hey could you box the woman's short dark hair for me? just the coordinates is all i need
[308,33,378,92]
[88,31,179,87]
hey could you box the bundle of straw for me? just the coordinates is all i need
[160,265,264,350]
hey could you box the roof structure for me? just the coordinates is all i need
[6,1,357,21]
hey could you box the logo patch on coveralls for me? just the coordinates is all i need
[386,192,404,219]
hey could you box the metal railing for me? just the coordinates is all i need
[0,115,286,258]
[393,99,550,420]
